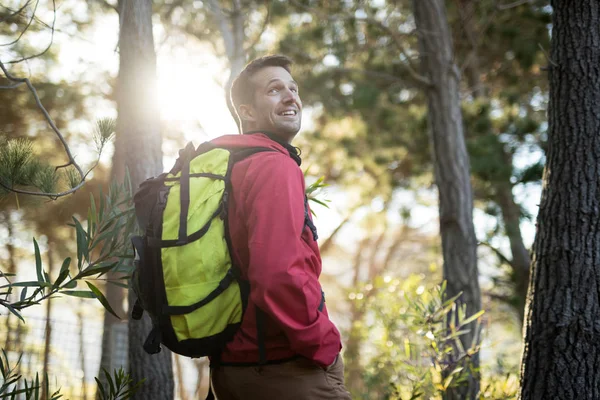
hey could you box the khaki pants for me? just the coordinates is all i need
[210,354,352,400]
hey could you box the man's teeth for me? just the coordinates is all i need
[280,111,296,116]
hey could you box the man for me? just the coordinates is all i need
[208,55,352,399]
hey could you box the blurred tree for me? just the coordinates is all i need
[411,1,481,398]
[274,0,550,323]
[520,2,600,398]
[112,1,172,399]
[450,0,550,323]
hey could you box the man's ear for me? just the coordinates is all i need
[238,104,256,123]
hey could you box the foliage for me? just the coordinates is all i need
[0,119,116,200]
[0,177,141,399]
[0,174,135,321]
[347,274,518,399]
[0,350,143,400]
[95,368,145,400]
[305,174,330,214]
[0,349,62,400]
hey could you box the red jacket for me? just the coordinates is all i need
[210,133,341,368]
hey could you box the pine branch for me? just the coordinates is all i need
[5,0,56,65]
[0,60,115,199]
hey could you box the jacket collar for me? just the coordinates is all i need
[244,131,302,166]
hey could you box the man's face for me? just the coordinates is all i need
[242,66,302,142]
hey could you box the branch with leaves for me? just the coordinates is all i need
[0,2,110,200]
[0,351,143,399]
[0,176,135,321]
[0,117,115,201]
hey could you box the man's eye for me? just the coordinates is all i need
[268,88,279,93]
[291,87,298,93]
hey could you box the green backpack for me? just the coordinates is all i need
[130,142,274,358]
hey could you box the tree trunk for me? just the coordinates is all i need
[112,1,173,398]
[2,211,18,350]
[519,2,600,399]
[42,243,54,400]
[494,180,530,323]
[78,300,88,400]
[412,1,482,398]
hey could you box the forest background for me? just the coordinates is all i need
[0,0,553,399]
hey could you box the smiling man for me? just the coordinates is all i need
[206,55,351,400]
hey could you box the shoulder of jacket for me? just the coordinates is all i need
[240,150,299,170]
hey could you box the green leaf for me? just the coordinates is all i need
[4,303,24,323]
[104,367,116,395]
[34,373,39,400]
[95,377,106,400]
[73,217,90,269]
[8,281,51,288]
[106,280,129,289]
[89,192,97,227]
[86,282,121,320]
[33,238,43,283]
[53,258,71,289]
[308,197,330,208]
[19,286,27,303]
[79,262,117,278]
[63,290,95,299]
[64,279,77,289]
[458,310,485,327]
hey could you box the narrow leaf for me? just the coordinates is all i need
[79,262,117,278]
[53,258,71,288]
[73,217,90,268]
[5,303,24,322]
[33,238,43,282]
[62,291,95,299]
[86,282,121,320]
[19,287,27,303]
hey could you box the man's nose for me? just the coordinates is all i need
[282,88,298,104]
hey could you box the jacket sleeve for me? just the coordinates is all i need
[241,153,341,367]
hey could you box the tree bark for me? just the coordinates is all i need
[519,2,600,399]
[412,1,482,398]
[494,180,530,323]
[111,1,173,398]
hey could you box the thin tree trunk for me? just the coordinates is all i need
[412,1,482,398]
[2,212,18,351]
[495,180,530,323]
[344,238,368,395]
[112,1,172,398]
[519,2,600,399]
[78,300,88,400]
[41,243,54,400]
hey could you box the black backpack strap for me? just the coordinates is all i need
[132,299,144,320]
[161,269,236,315]
[177,159,191,245]
[303,196,318,241]
[319,289,326,312]
[169,142,196,175]
[143,324,162,354]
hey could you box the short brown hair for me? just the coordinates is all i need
[230,55,293,132]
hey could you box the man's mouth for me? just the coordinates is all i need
[278,110,298,117]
